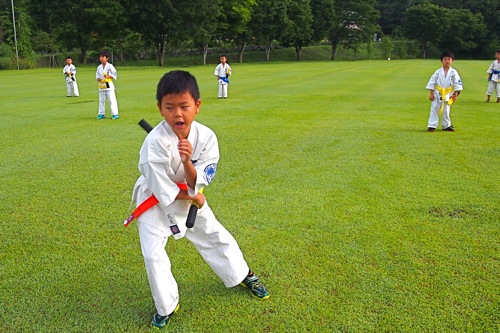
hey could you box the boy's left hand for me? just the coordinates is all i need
[193,192,205,209]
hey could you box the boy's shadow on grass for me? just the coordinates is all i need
[66,97,93,105]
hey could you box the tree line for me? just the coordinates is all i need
[0,0,499,68]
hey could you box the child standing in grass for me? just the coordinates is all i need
[130,70,269,329]
[426,50,463,132]
[214,54,231,98]
[485,49,500,103]
[96,50,119,119]
[63,56,79,97]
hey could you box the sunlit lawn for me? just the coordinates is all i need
[0,59,498,332]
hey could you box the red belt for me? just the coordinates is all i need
[123,183,187,227]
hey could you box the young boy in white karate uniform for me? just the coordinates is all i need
[63,57,79,97]
[96,50,119,119]
[214,54,231,98]
[426,50,463,132]
[131,70,269,329]
[485,49,500,103]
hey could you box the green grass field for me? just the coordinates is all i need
[0,59,499,333]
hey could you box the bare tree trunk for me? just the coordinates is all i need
[202,41,208,65]
[331,43,337,61]
[49,53,57,67]
[265,41,272,62]
[157,38,166,66]
[238,41,246,63]
[81,49,88,64]
[295,46,302,61]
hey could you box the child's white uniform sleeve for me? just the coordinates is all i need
[107,63,117,80]
[138,127,180,208]
[425,69,439,90]
[188,122,220,197]
[96,66,101,80]
[452,69,463,92]
[487,62,494,75]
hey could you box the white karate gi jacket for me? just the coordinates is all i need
[487,60,500,82]
[63,64,77,83]
[96,62,117,90]
[132,120,219,238]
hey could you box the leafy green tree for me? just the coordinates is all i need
[114,30,145,62]
[183,0,223,65]
[4,2,34,66]
[310,0,335,43]
[280,0,313,61]
[382,35,394,59]
[431,0,500,47]
[125,0,179,66]
[403,2,447,58]
[28,0,125,64]
[376,0,415,36]
[329,0,380,60]
[249,0,291,62]
[439,8,487,56]
[221,0,256,63]
[0,1,11,44]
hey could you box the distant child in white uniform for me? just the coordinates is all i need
[426,50,463,132]
[63,56,79,97]
[214,54,231,98]
[96,50,119,119]
[131,70,269,329]
[485,49,500,103]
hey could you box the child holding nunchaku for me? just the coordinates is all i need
[124,71,269,330]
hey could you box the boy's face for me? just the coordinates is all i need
[157,92,201,139]
[441,57,453,68]
[99,55,108,64]
[496,52,500,60]
[220,56,226,64]
[66,58,72,65]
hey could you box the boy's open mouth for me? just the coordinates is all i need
[174,121,185,129]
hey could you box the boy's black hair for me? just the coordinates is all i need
[66,56,72,60]
[440,50,455,60]
[156,70,200,103]
[496,49,500,54]
[99,50,110,58]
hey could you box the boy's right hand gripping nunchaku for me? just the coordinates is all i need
[123,119,202,228]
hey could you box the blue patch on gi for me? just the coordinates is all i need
[204,163,217,184]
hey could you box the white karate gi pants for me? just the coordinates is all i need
[428,100,452,129]
[98,90,118,116]
[486,81,500,98]
[66,80,79,97]
[138,202,249,316]
[218,81,228,98]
